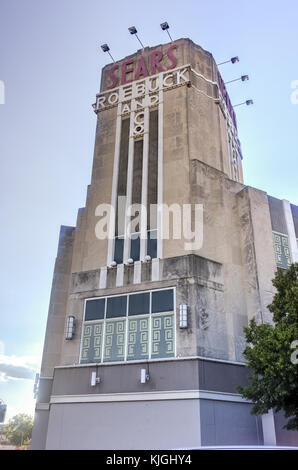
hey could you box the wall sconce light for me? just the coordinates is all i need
[140,368,150,383]
[179,303,188,329]
[65,315,76,340]
[91,371,101,387]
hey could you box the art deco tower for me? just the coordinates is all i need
[32,38,298,449]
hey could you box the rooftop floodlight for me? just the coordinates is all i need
[233,99,254,107]
[100,43,115,63]
[92,102,99,114]
[217,56,240,66]
[231,56,239,63]
[128,26,137,34]
[160,21,173,41]
[225,74,249,85]
[128,26,144,48]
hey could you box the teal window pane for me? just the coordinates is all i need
[273,233,291,269]
[103,319,126,362]
[80,322,103,364]
[127,316,150,360]
[151,313,175,359]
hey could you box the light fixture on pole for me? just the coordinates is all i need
[128,26,144,48]
[217,56,239,66]
[100,43,115,63]
[233,99,254,108]
[160,21,173,41]
[225,75,249,85]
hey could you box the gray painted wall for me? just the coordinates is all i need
[200,400,263,446]
[45,400,201,450]
[274,411,298,446]
[51,359,249,397]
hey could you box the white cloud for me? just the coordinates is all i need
[0,354,40,381]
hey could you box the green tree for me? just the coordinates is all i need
[5,413,33,447]
[237,263,298,430]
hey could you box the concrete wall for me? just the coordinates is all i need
[39,225,75,378]
[31,409,50,450]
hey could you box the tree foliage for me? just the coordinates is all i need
[237,263,298,430]
[5,413,33,446]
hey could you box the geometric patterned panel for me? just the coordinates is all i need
[80,321,103,364]
[151,313,175,359]
[127,316,150,360]
[79,288,175,364]
[103,319,126,362]
[273,232,291,269]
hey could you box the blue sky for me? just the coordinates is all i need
[0,0,297,421]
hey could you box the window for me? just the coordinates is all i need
[147,229,157,259]
[114,236,124,264]
[85,298,105,321]
[80,288,175,364]
[106,295,127,318]
[130,233,140,261]
[152,289,174,313]
[272,232,291,269]
[129,292,150,316]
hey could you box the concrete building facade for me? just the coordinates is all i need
[31,38,298,449]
